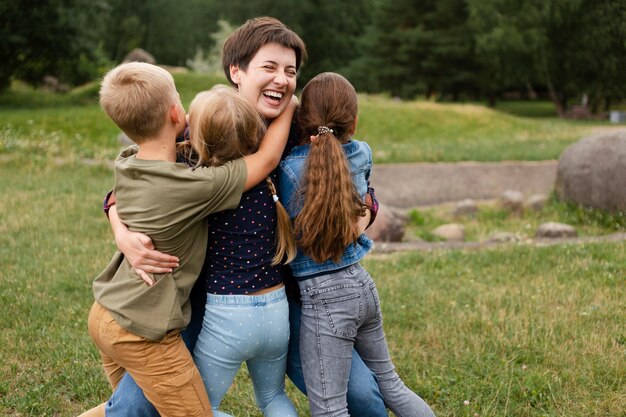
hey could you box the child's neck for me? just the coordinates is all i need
[135,131,178,162]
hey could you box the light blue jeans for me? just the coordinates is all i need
[298,264,436,417]
[104,281,389,417]
[192,286,297,417]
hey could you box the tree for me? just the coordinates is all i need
[0,0,108,89]
[468,0,626,115]
[343,0,480,100]
[101,0,220,66]
[196,0,376,87]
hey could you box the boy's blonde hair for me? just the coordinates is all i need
[182,85,296,264]
[99,62,178,143]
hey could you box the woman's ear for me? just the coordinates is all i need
[229,65,241,85]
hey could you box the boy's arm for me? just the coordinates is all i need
[108,205,179,285]
[243,97,297,190]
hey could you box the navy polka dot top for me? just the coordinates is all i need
[200,179,283,294]
[194,123,299,295]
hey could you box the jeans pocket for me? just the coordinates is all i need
[321,292,362,338]
[368,282,383,321]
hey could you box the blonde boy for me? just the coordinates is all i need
[87,62,294,417]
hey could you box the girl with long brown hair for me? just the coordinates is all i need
[279,73,436,417]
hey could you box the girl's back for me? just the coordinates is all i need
[201,180,283,294]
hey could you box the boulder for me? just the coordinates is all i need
[431,223,465,242]
[123,48,156,65]
[535,222,577,238]
[42,75,70,93]
[365,204,408,242]
[555,132,626,211]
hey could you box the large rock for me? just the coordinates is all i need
[365,204,408,242]
[123,48,156,65]
[555,132,626,211]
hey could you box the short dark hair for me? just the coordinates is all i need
[222,16,307,85]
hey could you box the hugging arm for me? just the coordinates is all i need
[243,97,297,190]
[107,205,179,285]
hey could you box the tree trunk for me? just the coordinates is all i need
[540,51,565,118]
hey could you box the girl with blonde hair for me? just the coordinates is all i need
[183,85,298,417]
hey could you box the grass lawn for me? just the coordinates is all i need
[0,74,624,416]
[0,160,623,417]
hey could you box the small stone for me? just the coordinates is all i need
[487,231,519,243]
[526,194,549,211]
[535,222,577,238]
[499,190,525,214]
[432,223,465,241]
[453,199,478,217]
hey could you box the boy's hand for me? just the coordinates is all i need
[115,228,179,286]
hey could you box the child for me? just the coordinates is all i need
[278,72,436,417]
[88,62,295,417]
[184,87,298,417]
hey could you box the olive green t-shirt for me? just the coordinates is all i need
[93,146,247,341]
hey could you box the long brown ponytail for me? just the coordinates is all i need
[295,73,366,263]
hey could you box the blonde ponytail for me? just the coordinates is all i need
[265,177,297,265]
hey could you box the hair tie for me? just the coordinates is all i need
[317,126,333,135]
[265,177,280,204]
[311,126,334,142]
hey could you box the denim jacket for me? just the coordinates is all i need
[278,139,374,278]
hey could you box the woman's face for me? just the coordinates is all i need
[230,43,297,120]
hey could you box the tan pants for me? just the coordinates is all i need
[87,302,212,417]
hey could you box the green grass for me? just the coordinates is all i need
[492,100,558,118]
[408,196,626,242]
[0,160,624,416]
[357,96,609,163]
[0,76,624,416]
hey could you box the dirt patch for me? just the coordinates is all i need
[370,160,558,208]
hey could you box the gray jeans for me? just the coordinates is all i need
[297,264,436,417]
